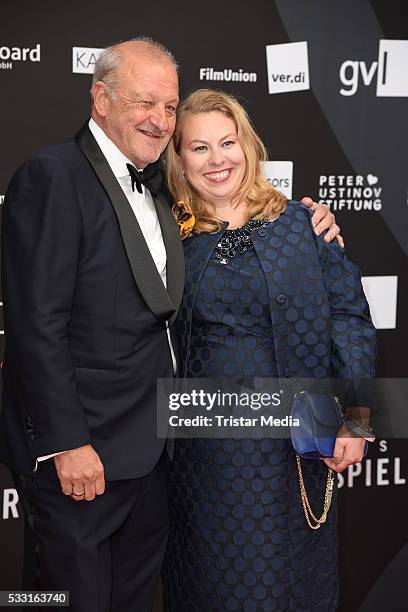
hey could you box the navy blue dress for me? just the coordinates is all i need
[163,226,339,611]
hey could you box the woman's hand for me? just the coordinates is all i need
[322,424,366,473]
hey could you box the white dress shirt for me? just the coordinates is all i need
[36,119,177,466]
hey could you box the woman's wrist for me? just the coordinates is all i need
[344,418,375,443]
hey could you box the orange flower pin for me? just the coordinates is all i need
[172,200,196,239]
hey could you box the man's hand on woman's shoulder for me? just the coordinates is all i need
[301,197,344,248]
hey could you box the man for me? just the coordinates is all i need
[0,37,340,611]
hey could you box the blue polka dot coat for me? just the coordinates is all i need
[163,201,377,611]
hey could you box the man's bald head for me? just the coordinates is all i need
[92,37,178,94]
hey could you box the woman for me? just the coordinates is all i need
[162,89,376,611]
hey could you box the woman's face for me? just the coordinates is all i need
[179,111,246,207]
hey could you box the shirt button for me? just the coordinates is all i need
[276,294,287,305]
[257,229,267,238]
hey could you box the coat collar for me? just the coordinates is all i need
[75,122,184,323]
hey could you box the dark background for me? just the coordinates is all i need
[1,1,407,610]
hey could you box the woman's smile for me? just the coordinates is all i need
[203,168,233,182]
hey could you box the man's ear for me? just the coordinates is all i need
[92,81,110,118]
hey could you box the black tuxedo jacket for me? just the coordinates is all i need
[0,124,184,480]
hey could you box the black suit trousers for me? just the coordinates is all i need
[13,453,168,612]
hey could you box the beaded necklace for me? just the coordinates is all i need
[215,219,270,265]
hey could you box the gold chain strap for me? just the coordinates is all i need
[296,454,335,530]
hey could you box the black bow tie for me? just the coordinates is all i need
[126,161,164,196]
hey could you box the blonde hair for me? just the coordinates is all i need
[165,88,287,233]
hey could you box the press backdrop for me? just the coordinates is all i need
[1,1,407,610]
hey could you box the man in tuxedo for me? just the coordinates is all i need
[1,38,184,611]
[0,37,339,611]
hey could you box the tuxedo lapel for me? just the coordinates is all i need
[75,123,176,322]
[153,192,185,325]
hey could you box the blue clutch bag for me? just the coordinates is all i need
[291,391,368,460]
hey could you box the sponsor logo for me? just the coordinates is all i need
[266,41,310,94]
[199,67,257,83]
[0,44,40,70]
[361,276,398,330]
[262,161,293,199]
[338,440,406,488]
[318,174,382,212]
[339,39,408,97]
[72,46,103,74]
[2,488,19,519]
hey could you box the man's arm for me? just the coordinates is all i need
[2,155,104,500]
[2,155,91,456]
